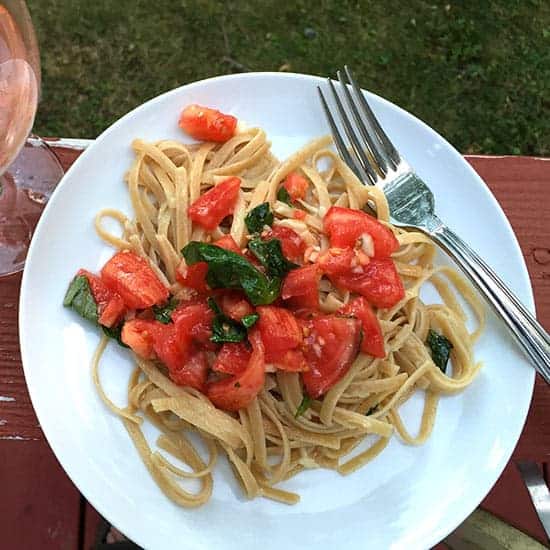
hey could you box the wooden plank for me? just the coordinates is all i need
[0,148,83,441]
[0,439,81,550]
[464,156,550,543]
[0,152,549,548]
[466,156,550,333]
[0,148,84,549]
[481,460,549,544]
[82,503,104,550]
[466,157,550,463]
[516,376,550,460]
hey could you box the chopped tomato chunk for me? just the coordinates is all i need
[293,209,307,221]
[266,348,308,372]
[283,172,309,201]
[265,225,306,263]
[317,247,357,277]
[301,316,362,398]
[152,322,189,371]
[256,305,306,371]
[176,260,209,293]
[219,291,254,322]
[100,297,127,328]
[257,306,302,354]
[339,297,385,358]
[169,350,209,391]
[188,177,241,230]
[100,251,169,310]
[121,301,210,390]
[77,269,126,327]
[323,206,399,258]
[147,323,206,391]
[172,299,215,348]
[207,329,265,411]
[121,319,158,359]
[332,257,405,309]
[213,234,242,255]
[212,342,251,375]
[281,264,321,310]
[178,104,237,143]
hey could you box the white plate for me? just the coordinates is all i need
[20,73,535,550]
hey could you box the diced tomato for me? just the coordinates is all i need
[121,319,158,359]
[266,347,308,372]
[178,104,237,143]
[172,299,215,348]
[152,322,190,372]
[301,316,362,398]
[264,225,306,263]
[188,177,241,231]
[317,247,356,277]
[257,306,302,355]
[256,305,307,371]
[283,172,309,201]
[77,269,126,327]
[219,291,254,322]
[100,251,169,310]
[338,297,385,358]
[212,342,251,376]
[213,234,242,255]
[293,209,307,221]
[332,257,405,309]
[207,329,265,411]
[169,350,209,391]
[323,206,399,258]
[119,307,209,390]
[176,259,209,294]
[281,264,321,310]
[176,260,209,293]
[100,297,127,328]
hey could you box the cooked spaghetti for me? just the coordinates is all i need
[65,106,484,508]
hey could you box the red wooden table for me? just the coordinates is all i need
[1,149,549,549]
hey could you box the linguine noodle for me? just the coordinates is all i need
[92,127,484,506]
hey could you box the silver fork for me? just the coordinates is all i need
[318,66,550,384]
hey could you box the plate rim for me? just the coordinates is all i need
[19,71,536,549]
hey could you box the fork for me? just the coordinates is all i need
[318,66,550,384]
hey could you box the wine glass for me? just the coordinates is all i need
[0,0,64,277]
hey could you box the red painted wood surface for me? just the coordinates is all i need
[0,150,548,549]
[0,439,82,549]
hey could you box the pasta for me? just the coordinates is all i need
[88,123,484,507]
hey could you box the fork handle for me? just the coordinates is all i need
[431,221,550,384]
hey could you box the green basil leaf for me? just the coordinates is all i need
[245,202,274,234]
[102,324,129,348]
[63,275,98,324]
[181,242,280,305]
[276,186,292,206]
[426,329,453,373]
[248,238,298,278]
[241,313,259,328]
[294,395,312,418]
[152,296,179,324]
[211,316,247,343]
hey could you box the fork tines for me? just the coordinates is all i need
[318,66,400,185]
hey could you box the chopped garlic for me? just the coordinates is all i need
[360,233,375,257]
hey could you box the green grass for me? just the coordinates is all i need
[28,0,550,155]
